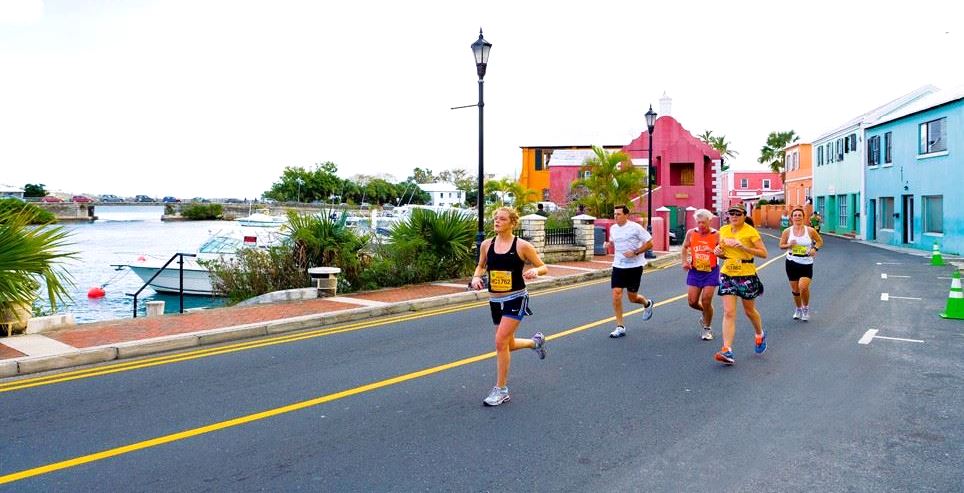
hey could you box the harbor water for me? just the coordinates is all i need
[56,206,228,323]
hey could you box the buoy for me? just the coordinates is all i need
[137,255,146,262]
[87,287,106,299]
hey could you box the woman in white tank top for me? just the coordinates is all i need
[779,208,825,321]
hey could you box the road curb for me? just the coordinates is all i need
[1,255,677,378]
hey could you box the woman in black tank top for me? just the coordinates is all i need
[470,207,549,406]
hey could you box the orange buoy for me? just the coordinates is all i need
[87,287,106,298]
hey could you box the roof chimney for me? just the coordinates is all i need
[659,92,672,116]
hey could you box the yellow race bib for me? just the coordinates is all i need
[722,258,743,275]
[693,253,713,272]
[791,244,808,256]
[489,270,513,292]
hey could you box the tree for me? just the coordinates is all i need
[408,167,435,184]
[263,163,344,203]
[484,177,537,211]
[0,209,75,330]
[23,184,46,198]
[758,130,799,179]
[699,131,738,171]
[570,145,645,218]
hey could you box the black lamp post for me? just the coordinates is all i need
[645,105,657,258]
[470,30,492,257]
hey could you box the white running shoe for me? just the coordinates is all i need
[701,327,714,341]
[793,307,802,320]
[801,306,810,322]
[641,299,655,321]
[483,386,510,406]
[609,325,626,338]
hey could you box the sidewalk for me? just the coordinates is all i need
[0,251,681,378]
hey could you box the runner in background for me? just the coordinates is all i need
[779,207,824,322]
[713,204,769,365]
[604,205,654,338]
[681,208,720,341]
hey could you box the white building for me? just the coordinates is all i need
[417,182,464,208]
[0,184,25,200]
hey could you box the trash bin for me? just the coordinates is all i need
[594,226,607,255]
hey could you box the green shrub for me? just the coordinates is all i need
[205,245,309,304]
[359,208,476,289]
[182,203,223,220]
[0,199,55,224]
[285,210,371,292]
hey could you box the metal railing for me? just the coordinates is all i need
[545,227,576,246]
[126,252,197,318]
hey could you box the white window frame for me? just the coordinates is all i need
[762,179,771,190]
[923,195,943,235]
[919,117,947,155]
[740,178,748,189]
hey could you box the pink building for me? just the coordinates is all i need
[544,112,723,227]
[719,169,784,210]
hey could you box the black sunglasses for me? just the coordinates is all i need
[729,211,744,216]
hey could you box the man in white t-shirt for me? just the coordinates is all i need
[603,205,655,338]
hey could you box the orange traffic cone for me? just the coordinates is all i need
[939,271,964,320]
[931,242,945,266]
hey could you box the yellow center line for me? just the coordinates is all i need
[0,257,785,485]
[0,285,673,485]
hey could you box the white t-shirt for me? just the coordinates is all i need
[610,220,652,269]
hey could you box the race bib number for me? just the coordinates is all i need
[791,244,809,256]
[693,252,713,272]
[489,270,513,292]
[722,258,743,275]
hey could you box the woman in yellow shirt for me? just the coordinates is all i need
[712,204,769,365]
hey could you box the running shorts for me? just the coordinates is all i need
[611,266,644,292]
[489,290,532,325]
[686,266,721,288]
[785,260,814,282]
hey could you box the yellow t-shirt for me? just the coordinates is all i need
[719,224,761,277]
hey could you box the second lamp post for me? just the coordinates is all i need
[645,105,657,258]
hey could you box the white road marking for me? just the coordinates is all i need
[859,329,925,345]
[876,262,903,265]
[880,293,921,301]
[874,335,925,343]
[881,273,911,279]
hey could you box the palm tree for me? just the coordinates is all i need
[571,145,646,218]
[758,130,799,179]
[700,131,738,171]
[484,177,537,211]
[0,210,75,333]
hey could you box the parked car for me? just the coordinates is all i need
[72,195,94,203]
[162,196,181,203]
[41,195,63,203]
[190,197,210,203]
[99,194,124,203]
[134,195,155,203]
[224,198,243,204]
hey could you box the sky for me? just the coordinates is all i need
[1,0,962,199]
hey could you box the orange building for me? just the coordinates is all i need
[518,145,623,202]
[783,142,813,209]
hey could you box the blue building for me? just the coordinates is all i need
[864,86,964,254]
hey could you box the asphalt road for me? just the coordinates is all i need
[1,233,961,492]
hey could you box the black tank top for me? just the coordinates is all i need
[486,236,526,293]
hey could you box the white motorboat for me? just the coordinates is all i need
[236,208,287,227]
[116,228,285,296]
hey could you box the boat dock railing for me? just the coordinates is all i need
[126,252,197,318]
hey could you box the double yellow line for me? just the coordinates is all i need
[0,281,606,393]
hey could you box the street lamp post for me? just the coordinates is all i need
[645,105,657,258]
[296,177,303,204]
[470,30,492,257]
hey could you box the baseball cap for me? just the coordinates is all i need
[727,204,747,214]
